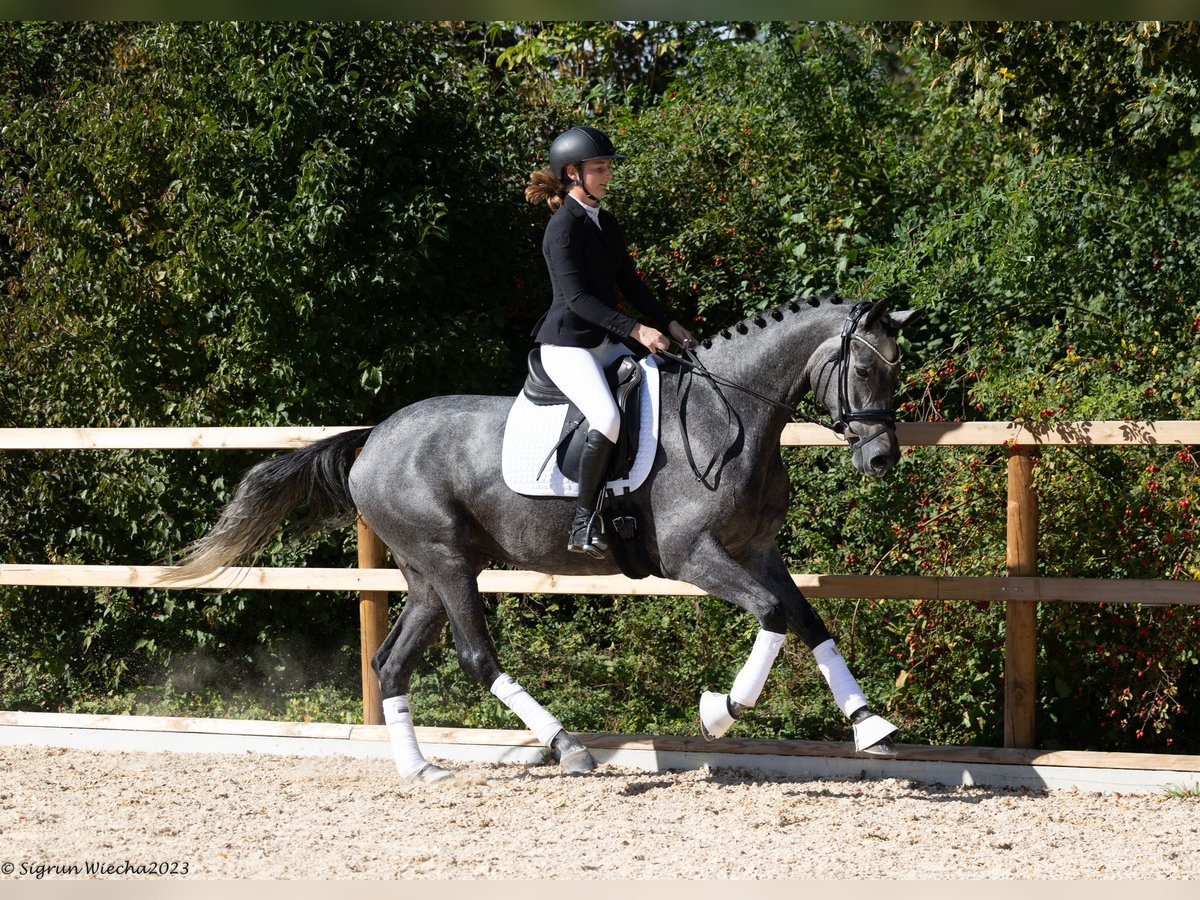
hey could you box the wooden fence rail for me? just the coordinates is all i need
[3,419,1200,449]
[3,421,1199,747]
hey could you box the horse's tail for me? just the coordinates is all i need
[160,427,374,585]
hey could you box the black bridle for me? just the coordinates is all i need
[825,299,900,439]
[659,301,901,488]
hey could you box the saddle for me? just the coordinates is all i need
[523,347,643,483]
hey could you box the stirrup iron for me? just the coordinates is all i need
[567,500,608,558]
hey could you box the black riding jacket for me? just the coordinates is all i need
[533,198,675,348]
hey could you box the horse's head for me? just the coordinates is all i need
[809,299,922,478]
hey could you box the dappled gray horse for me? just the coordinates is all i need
[165,295,921,783]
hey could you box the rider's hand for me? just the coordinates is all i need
[668,320,699,349]
[630,322,671,354]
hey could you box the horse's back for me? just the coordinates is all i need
[348,392,592,572]
[351,394,510,496]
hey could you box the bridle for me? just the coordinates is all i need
[659,300,901,488]
[822,299,901,441]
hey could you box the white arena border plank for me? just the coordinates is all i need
[3,711,1199,795]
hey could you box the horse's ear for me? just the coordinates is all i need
[863,298,890,328]
[887,307,924,330]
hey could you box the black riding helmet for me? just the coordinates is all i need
[548,125,626,185]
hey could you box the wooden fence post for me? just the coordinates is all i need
[356,513,390,726]
[1005,446,1038,748]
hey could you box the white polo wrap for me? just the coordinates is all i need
[382,695,431,780]
[812,638,869,718]
[730,629,787,707]
[490,673,564,746]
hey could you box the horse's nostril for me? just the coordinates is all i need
[870,453,891,471]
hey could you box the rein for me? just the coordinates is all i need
[658,301,900,487]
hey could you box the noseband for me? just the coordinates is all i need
[661,300,901,487]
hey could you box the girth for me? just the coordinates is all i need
[523,347,643,483]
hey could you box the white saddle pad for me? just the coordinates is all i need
[502,356,660,497]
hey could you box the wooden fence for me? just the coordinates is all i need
[3,421,1199,748]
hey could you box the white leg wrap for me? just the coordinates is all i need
[853,713,898,752]
[490,673,564,746]
[812,639,869,718]
[730,629,786,707]
[382,696,432,780]
[699,691,737,740]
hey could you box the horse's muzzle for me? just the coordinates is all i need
[847,423,900,477]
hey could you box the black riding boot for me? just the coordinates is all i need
[567,429,615,558]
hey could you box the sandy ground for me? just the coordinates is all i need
[0,744,1197,880]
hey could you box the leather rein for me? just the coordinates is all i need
[657,300,901,488]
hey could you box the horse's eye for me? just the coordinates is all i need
[855,364,871,378]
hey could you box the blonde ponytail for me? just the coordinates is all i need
[525,168,567,212]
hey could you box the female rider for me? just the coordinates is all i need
[525,125,698,558]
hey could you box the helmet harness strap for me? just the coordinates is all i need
[568,161,601,204]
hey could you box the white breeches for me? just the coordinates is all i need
[538,340,633,443]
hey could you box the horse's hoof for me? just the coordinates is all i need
[857,736,899,758]
[411,763,454,784]
[851,709,898,754]
[698,691,736,741]
[560,746,597,774]
[551,729,597,774]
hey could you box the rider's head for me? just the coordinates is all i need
[525,125,625,211]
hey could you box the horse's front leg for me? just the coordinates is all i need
[671,537,897,756]
[748,545,898,757]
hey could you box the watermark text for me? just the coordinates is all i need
[2,859,191,878]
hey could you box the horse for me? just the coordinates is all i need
[163,294,922,783]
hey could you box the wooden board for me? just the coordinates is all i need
[783,420,1200,446]
[4,420,1200,450]
[0,426,366,450]
[5,711,1199,774]
[3,564,1199,605]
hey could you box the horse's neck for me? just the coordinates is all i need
[689,302,843,430]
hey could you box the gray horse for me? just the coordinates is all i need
[165,295,921,783]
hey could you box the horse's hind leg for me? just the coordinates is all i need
[434,566,597,774]
[372,581,455,784]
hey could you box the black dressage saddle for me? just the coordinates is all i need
[523,347,643,483]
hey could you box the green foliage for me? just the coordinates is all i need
[3,22,1199,753]
[1163,781,1200,799]
[1,21,543,708]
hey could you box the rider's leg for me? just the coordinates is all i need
[567,429,615,556]
[537,342,626,557]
